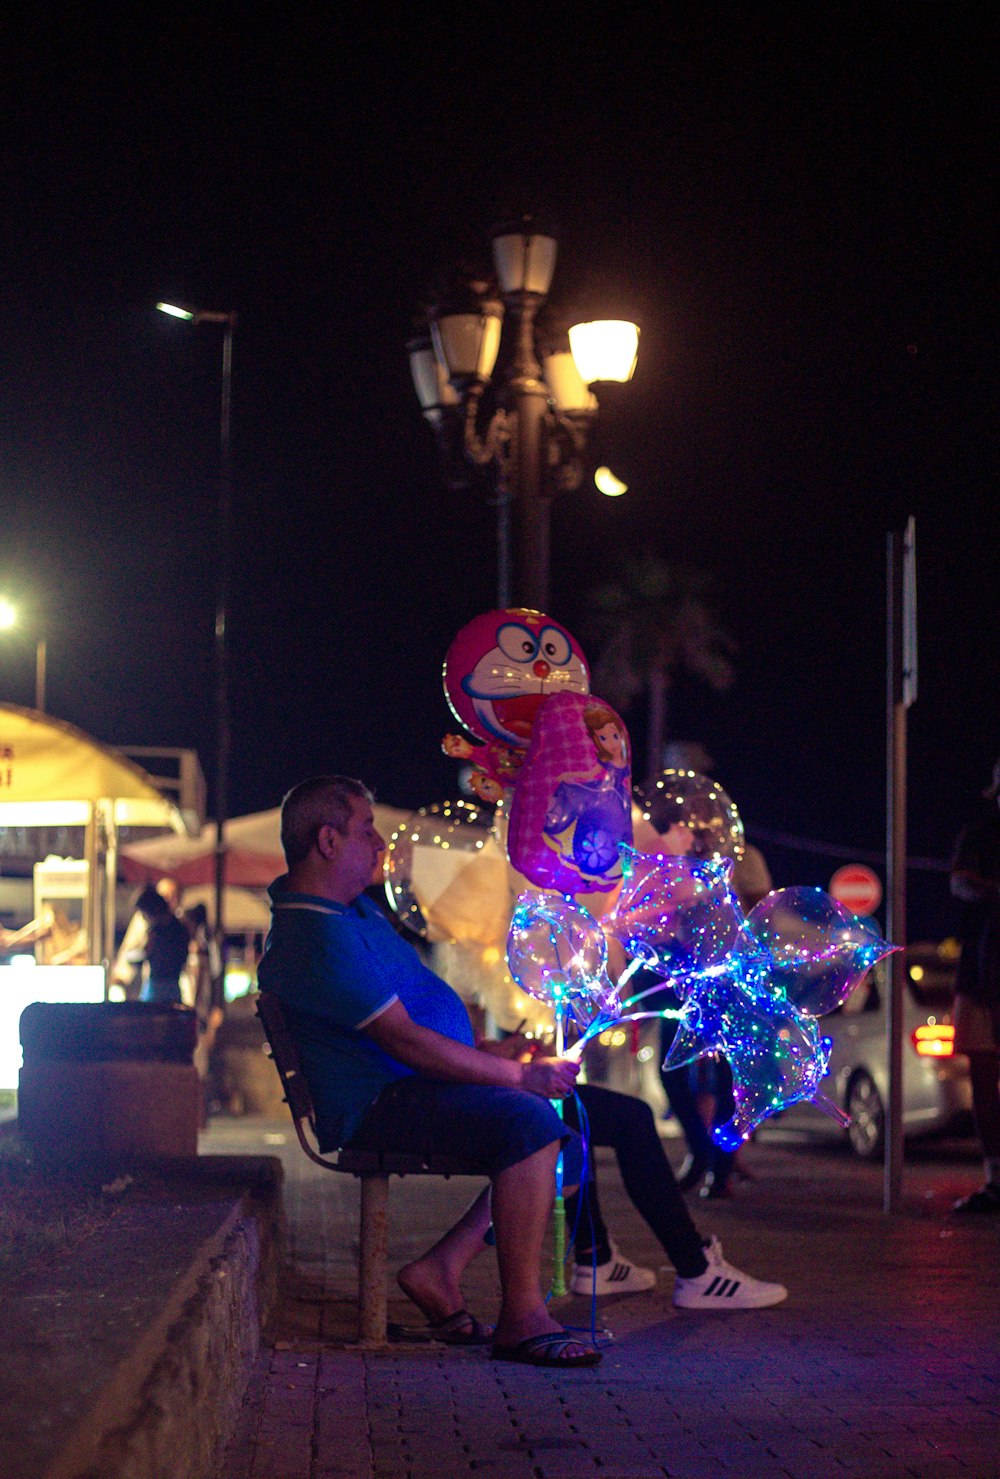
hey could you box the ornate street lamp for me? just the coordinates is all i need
[157,301,237,1007]
[409,221,638,610]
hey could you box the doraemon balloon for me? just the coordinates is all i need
[442,608,590,804]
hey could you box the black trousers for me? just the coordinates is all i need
[563,1083,707,1278]
[660,1017,735,1187]
[967,1050,1000,1157]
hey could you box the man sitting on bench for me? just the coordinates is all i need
[257,774,599,1369]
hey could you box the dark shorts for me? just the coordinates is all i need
[346,1077,585,1183]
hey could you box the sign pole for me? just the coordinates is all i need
[885,518,916,1215]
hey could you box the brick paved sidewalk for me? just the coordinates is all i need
[207,1118,1000,1479]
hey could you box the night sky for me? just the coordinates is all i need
[1,7,995,939]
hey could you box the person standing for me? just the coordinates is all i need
[131,885,191,1004]
[950,759,1000,1215]
[659,833,773,1198]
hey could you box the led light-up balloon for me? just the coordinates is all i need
[659,973,837,1149]
[634,770,745,862]
[504,842,897,1145]
[507,892,621,1033]
[746,887,894,1017]
[608,846,746,980]
[384,800,498,940]
[648,869,897,1145]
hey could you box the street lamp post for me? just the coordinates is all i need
[0,598,47,711]
[408,221,638,610]
[157,301,237,1008]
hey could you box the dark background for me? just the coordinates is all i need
[0,5,995,939]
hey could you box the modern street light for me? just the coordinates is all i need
[157,300,237,1007]
[0,597,47,711]
[408,220,638,610]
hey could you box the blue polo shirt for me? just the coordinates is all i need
[257,880,475,1149]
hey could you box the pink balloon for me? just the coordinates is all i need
[442,608,589,750]
[507,692,632,895]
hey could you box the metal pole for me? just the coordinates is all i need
[496,484,512,608]
[884,530,906,1214]
[507,293,552,611]
[213,314,235,1010]
[35,638,46,712]
[551,1005,567,1296]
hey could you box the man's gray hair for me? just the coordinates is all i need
[280,775,374,867]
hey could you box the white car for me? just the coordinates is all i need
[767,941,972,1159]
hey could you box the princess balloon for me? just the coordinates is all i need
[507,691,633,894]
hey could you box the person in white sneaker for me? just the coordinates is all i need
[672,1235,786,1310]
[504,1068,787,1309]
[552,926,789,1310]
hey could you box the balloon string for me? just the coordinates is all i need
[551,1004,567,1297]
[621,977,684,1009]
[563,1007,680,1062]
[812,1088,851,1128]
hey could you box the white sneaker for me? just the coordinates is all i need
[672,1236,787,1310]
[571,1244,657,1297]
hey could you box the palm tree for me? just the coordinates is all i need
[585,554,736,787]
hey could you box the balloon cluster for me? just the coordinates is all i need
[422,607,900,1145]
[507,842,896,1147]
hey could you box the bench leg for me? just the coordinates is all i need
[358,1173,390,1346]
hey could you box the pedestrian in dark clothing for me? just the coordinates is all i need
[950,758,1000,1215]
[133,885,190,1004]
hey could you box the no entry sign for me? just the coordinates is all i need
[829,864,883,917]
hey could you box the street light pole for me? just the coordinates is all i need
[0,599,47,712]
[408,220,638,611]
[34,639,46,713]
[214,312,235,1012]
[157,302,237,1009]
[506,288,551,610]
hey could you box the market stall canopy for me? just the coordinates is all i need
[121,803,409,887]
[0,704,187,831]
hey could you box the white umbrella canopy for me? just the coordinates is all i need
[121,804,409,887]
[180,884,272,932]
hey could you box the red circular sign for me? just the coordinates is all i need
[829,864,882,916]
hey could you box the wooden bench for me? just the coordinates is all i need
[256,991,481,1347]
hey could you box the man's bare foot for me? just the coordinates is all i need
[397,1255,466,1326]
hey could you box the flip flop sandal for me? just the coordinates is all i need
[492,1330,601,1367]
[428,1309,494,1345]
[388,1309,494,1345]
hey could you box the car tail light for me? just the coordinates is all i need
[911,1023,955,1057]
